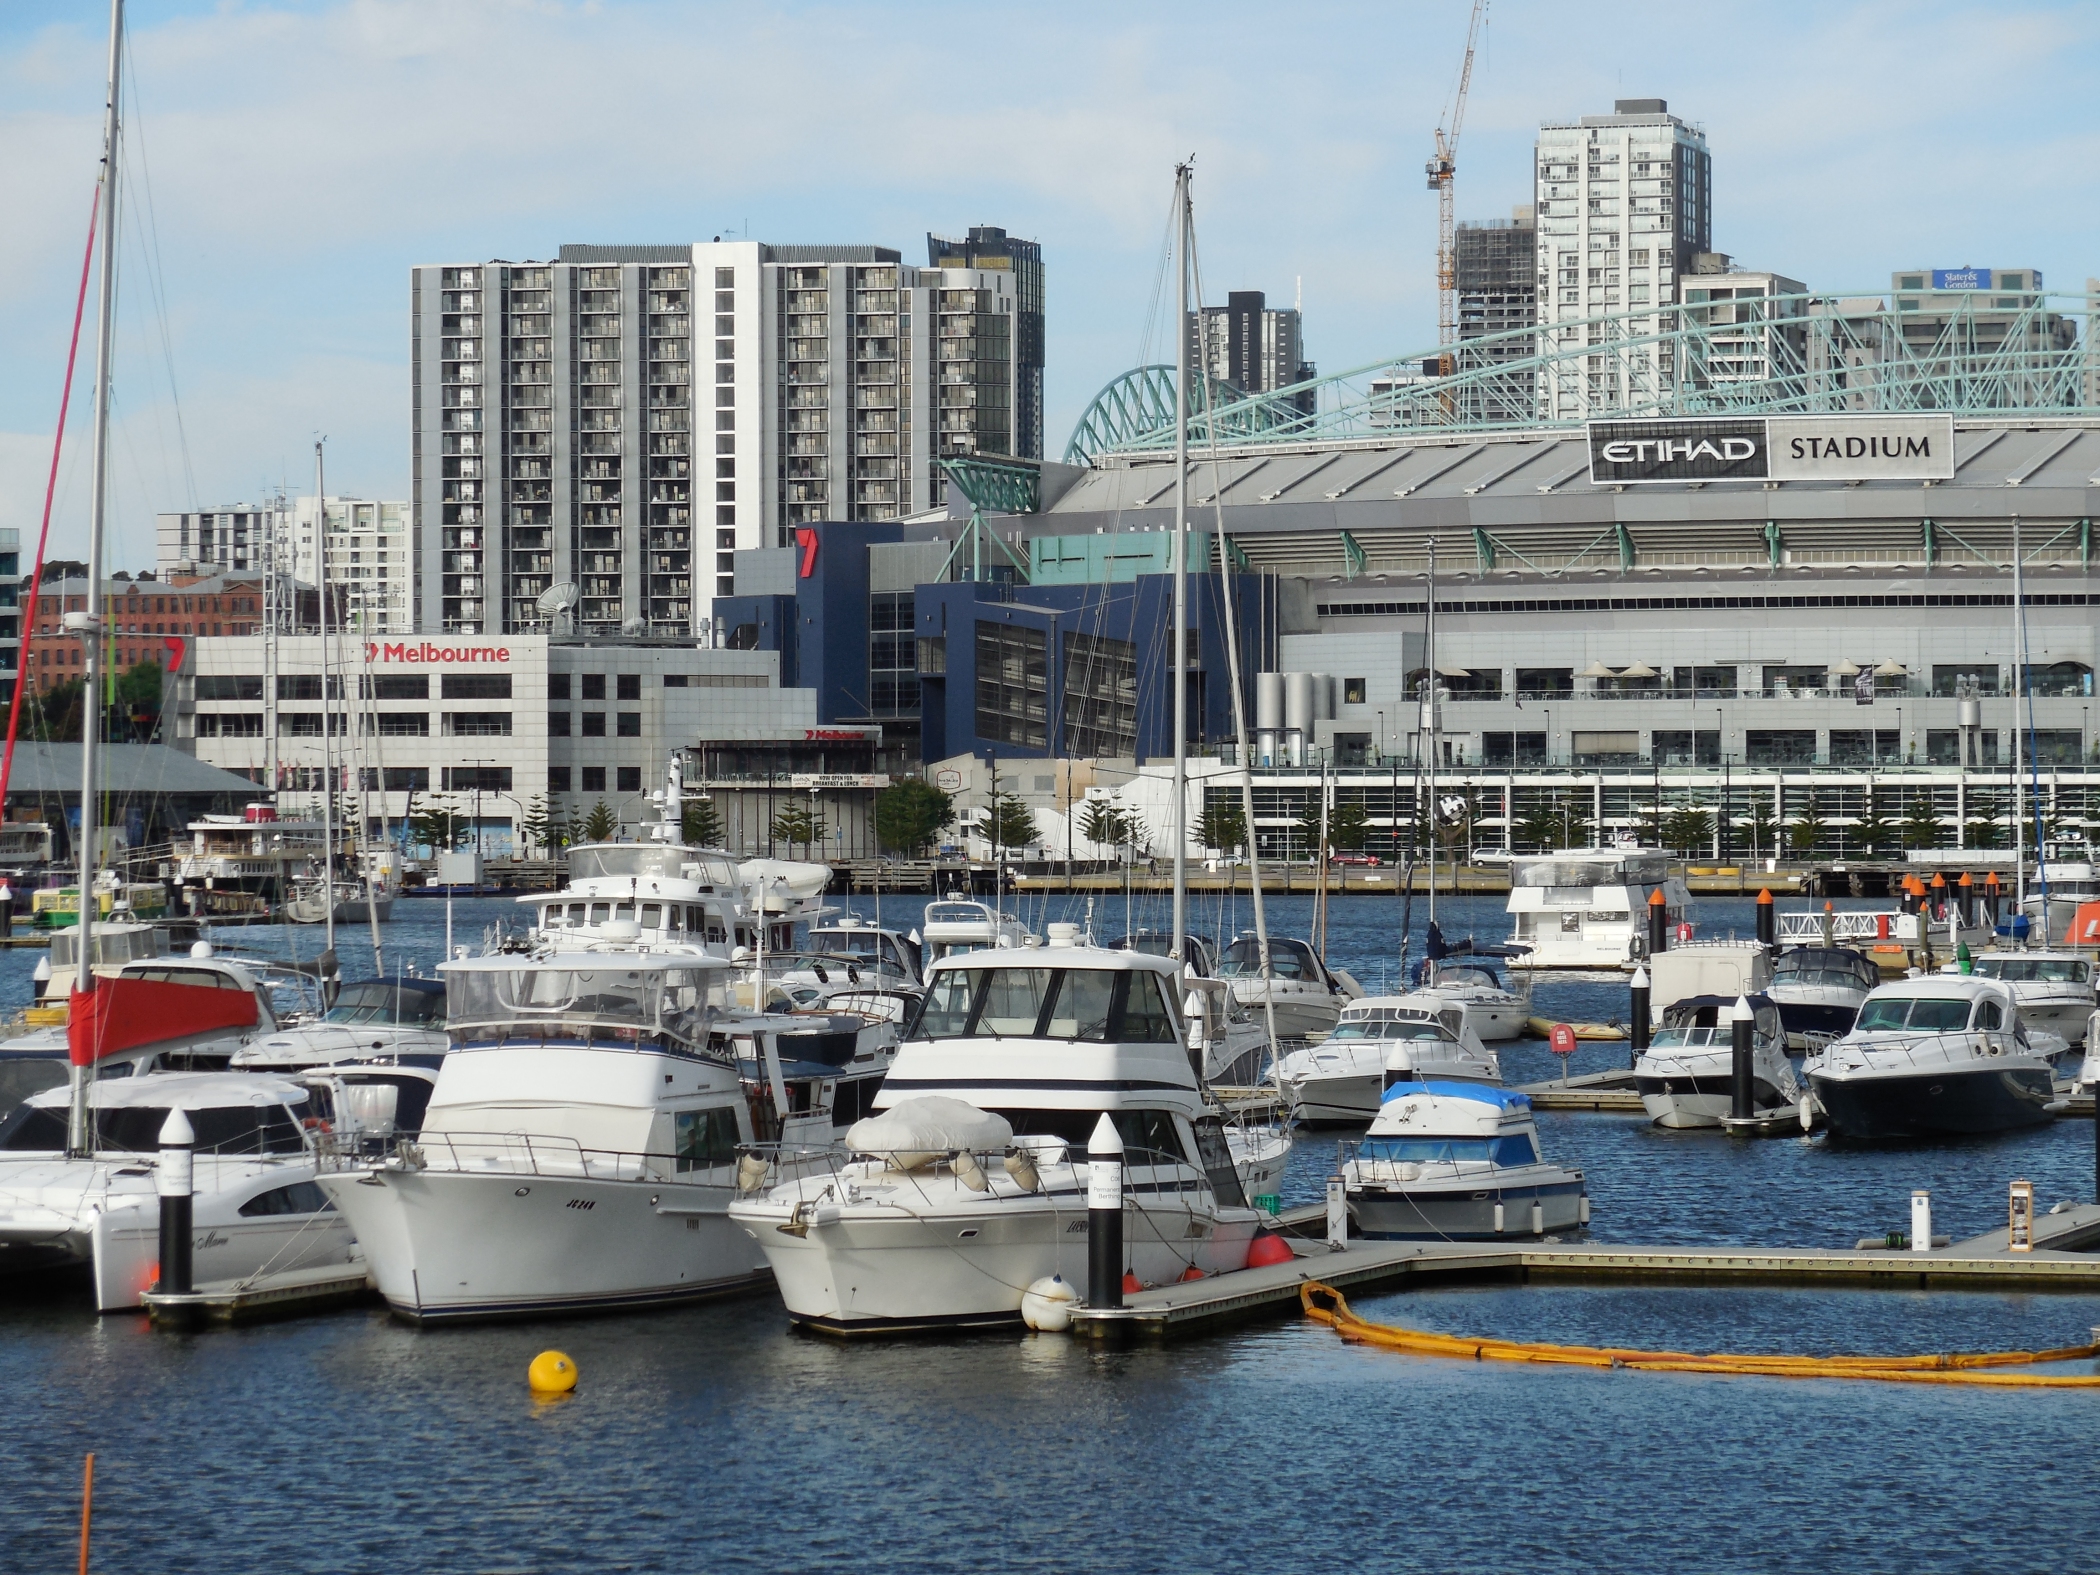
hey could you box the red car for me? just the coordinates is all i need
[1331,853,1382,867]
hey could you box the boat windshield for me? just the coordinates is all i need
[565,845,696,884]
[812,931,885,963]
[1331,1020,1449,1042]
[0,1100,307,1155]
[1972,957,2091,984]
[446,965,729,1044]
[1433,966,1503,990]
[323,981,446,1027]
[908,965,1179,1044]
[1357,1134,1538,1165]
[1856,997,1975,1032]
[1218,939,1315,980]
[1775,950,1878,990]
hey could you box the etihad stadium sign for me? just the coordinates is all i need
[1587,414,1955,486]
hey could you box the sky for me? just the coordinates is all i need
[3,0,2098,572]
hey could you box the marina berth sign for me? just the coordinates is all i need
[1587,414,1955,486]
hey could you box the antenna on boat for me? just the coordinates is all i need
[66,0,124,1159]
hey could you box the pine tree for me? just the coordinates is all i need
[682,795,725,848]
[580,799,618,843]
[874,779,955,855]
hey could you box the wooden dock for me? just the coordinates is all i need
[142,1264,374,1328]
[1068,1202,2100,1340]
[1516,1067,1646,1112]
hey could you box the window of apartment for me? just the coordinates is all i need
[442,766,513,792]
[1827,730,1900,766]
[617,766,642,793]
[441,673,513,700]
[549,712,571,737]
[361,674,429,700]
[1060,630,1137,757]
[548,767,572,793]
[581,673,606,700]
[581,713,606,737]
[547,672,571,700]
[1481,731,1548,766]
[616,712,641,737]
[663,674,689,688]
[1343,678,1367,705]
[1515,667,1573,698]
[364,713,430,737]
[445,712,513,737]
[195,714,264,738]
[195,674,265,701]
[580,766,607,792]
[616,673,640,700]
[1745,729,1818,766]
[974,621,1048,750]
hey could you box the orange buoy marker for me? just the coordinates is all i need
[528,1350,578,1395]
[1647,886,1669,958]
[1246,1232,1295,1269]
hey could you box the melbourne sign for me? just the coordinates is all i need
[363,641,512,663]
[1587,415,1954,486]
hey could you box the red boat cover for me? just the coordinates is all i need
[68,977,258,1066]
[2066,902,2100,947]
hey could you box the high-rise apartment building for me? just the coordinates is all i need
[1455,207,1538,421]
[412,235,1036,637]
[1187,290,1316,417]
[289,496,413,633]
[157,502,289,578]
[1533,98,1712,420]
[1680,261,1809,391]
[928,227,1045,465]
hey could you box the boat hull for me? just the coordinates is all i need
[1636,1074,1790,1129]
[1808,1063,2056,1140]
[318,1166,769,1322]
[1348,1172,1587,1239]
[1277,1069,1381,1125]
[1227,987,1342,1041]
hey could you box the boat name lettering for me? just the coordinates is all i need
[565,1198,596,1210]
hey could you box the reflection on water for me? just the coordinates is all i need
[2,893,2095,1571]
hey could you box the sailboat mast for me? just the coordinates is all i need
[1424,538,1439,926]
[1170,162,1192,962]
[68,0,124,1158]
[2012,512,2026,915]
[316,440,336,954]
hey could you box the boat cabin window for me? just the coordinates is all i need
[324,982,445,1027]
[589,903,610,924]
[641,903,663,928]
[238,1181,334,1217]
[1973,957,2091,984]
[446,965,729,1043]
[1775,951,1878,989]
[909,966,1180,1044]
[1855,997,1973,1033]
[0,1100,307,1155]
[1973,998,2004,1031]
[1000,1107,1193,1167]
[673,1107,741,1171]
[1435,966,1502,990]
[1358,1133,1537,1166]
[1218,938,1317,981]
[1333,1019,1450,1043]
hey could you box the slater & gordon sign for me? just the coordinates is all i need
[1587,414,1955,486]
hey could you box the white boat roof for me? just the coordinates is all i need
[27,1071,310,1109]
[1863,976,2011,1004]
[925,941,1177,977]
[1346,994,1452,1015]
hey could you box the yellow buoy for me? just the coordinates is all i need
[528,1350,578,1394]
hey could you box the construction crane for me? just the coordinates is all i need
[1426,0,1488,375]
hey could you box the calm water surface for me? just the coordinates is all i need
[3,891,2097,1573]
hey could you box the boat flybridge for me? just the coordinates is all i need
[1273,995,1498,1125]
[1215,934,1362,1041]
[1342,1082,1586,1239]
[920,898,1032,962]
[1505,849,1691,971]
[1804,976,2058,1139]
[1633,994,1801,1129]
[1766,947,1879,1049]
[729,934,1270,1333]
[2025,837,2100,942]
[0,1071,357,1310]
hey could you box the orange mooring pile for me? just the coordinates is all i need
[1300,1282,2100,1387]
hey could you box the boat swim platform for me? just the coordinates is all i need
[1068,1203,2100,1341]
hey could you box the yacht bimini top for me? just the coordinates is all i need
[440,949,737,1054]
[1379,1080,1531,1111]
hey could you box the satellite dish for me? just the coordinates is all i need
[535,581,578,635]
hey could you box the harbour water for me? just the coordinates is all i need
[4,893,2098,1572]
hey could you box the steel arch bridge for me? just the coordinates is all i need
[1066,290,2100,462]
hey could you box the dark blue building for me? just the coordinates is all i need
[713,519,1275,767]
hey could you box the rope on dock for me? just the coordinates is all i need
[1299,1281,2100,1387]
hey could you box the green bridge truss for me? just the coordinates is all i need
[1068,289,2100,462]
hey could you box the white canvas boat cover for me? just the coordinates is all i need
[845,1096,1013,1157]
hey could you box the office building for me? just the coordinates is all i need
[1455,208,1538,421]
[1188,290,1316,416]
[928,226,1046,463]
[1533,98,1713,420]
[411,232,1038,639]
[157,502,288,579]
[1680,261,1809,390]
[1887,267,2077,408]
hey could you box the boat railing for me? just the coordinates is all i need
[321,1128,724,1184]
[1337,1136,1533,1185]
[1810,1029,2018,1073]
[731,1139,1198,1205]
[1776,912,1903,942]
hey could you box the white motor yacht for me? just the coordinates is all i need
[1,945,281,1079]
[1963,952,2095,1049]
[1766,947,1879,1050]
[232,976,448,1069]
[1274,996,1498,1125]
[2023,837,2100,942]
[1215,933,1362,1041]
[920,898,1032,962]
[729,938,1265,1333]
[1505,849,1690,971]
[317,946,771,1322]
[1414,959,1528,1043]
[1634,994,1801,1129]
[807,914,924,985]
[1342,1081,1586,1239]
[0,1071,356,1310]
[1805,977,2058,1139]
